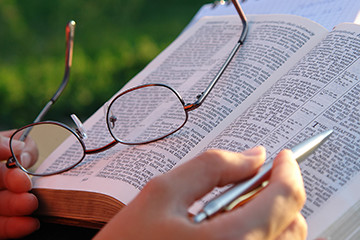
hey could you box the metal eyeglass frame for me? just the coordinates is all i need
[7,0,248,176]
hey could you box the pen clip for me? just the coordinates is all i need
[225,181,269,210]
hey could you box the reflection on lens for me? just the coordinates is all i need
[107,85,187,144]
[10,122,85,176]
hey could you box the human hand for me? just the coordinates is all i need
[95,146,307,240]
[0,130,39,239]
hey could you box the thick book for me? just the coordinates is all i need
[32,14,360,239]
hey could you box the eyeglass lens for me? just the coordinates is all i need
[10,123,84,176]
[107,85,187,144]
[10,85,188,175]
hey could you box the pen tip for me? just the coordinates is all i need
[325,129,333,136]
[319,129,333,140]
[291,129,333,161]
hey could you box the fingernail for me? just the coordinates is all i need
[20,152,32,168]
[242,146,264,157]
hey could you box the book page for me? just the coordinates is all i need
[33,15,327,206]
[186,23,360,239]
[188,0,360,31]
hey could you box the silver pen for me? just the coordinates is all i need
[193,129,333,223]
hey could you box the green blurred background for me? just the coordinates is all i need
[0,0,207,130]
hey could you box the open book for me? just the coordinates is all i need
[32,14,360,239]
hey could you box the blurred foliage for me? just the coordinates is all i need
[0,0,206,130]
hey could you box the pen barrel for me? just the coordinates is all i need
[202,161,273,217]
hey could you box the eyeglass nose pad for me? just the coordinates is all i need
[103,101,117,129]
[109,115,117,129]
[71,114,88,140]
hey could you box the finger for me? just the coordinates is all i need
[0,216,40,239]
[1,136,38,172]
[0,134,25,161]
[20,136,39,168]
[0,130,16,138]
[0,163,7,190]
[8,133,38,169]
[0,163,32,192]
[275,213,308,240]
[144,146,266,209]
[0,191,38,216]
[202,149,306,239]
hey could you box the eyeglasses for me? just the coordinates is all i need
[6,0,248,176]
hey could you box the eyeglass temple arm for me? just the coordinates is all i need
[232,0,248,44]
[7,21,76,166]
[184,0,248,112]
[33,20,76,124]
